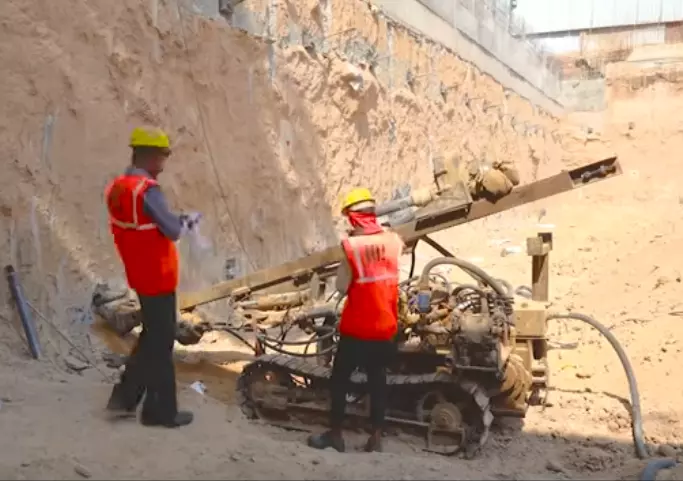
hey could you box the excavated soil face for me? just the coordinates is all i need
[0,0,566,336]
[2,0,683,480]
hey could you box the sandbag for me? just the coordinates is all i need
[480,169,513,197]
[500,165,521,186]
[492,160,521,186]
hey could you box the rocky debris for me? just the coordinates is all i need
[546,459,567,474]
[657,444,678,457]
[64,355,90,373]
[73,462,92,479]
[102,351,127,369]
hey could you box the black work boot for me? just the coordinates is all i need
[307,429,345,453]
[141,410,194,428]
[364,429,383,453]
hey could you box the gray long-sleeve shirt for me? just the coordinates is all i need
[335,257,352,295]
[124,166,183,241]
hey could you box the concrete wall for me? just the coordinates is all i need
[373,0,565,115]
[533,23,673,55]
[195,0,564,115]
[559,79,606,111]
[514,0,683,34]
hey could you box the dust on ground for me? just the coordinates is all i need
[2,0,683,480]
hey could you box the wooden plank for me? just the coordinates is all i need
[179,157,620,310]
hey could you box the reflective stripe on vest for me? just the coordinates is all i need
[109,178,157,231]
[344,232,402,284]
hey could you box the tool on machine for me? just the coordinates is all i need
[92,155,648,459]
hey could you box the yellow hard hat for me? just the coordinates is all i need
[341,187,375,212]
[129,127,171,149]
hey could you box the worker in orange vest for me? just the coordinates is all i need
[308,187,404,453]
[104,127,200,428]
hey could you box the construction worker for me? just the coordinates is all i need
[104,127,200,428]
[308,188,403,453]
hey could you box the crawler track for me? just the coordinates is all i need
[236,353,494,458]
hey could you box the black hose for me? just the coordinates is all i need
[325,290,339,303]
[261,339,337,358]
[640,459,677,481]
[5,265,41,360]
[222,327,259,354]
[257,328,336,347]
[273,305,338,348]
[274,322,296,348]
[303,333,317,356]
[547,312,647,459]
[409,241,418,278]
[452,284,487,298]
[335,294,346,314]
[418,257,509,298]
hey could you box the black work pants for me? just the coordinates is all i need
[111,292,178,422]
[329,335,395,431]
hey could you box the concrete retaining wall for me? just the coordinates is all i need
[193,0,565,115]
[559,79,606,111]
[375,0,564,115]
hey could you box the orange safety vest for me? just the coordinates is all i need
[105,174,179,296]
[339,231,403,341]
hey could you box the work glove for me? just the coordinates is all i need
[179,212,202,237]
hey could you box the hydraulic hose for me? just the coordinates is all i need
[409,248,416,278]
[418,257,509,298]
[335,294,346,314]
[222,326,259,354]
[640,459,677,481]
[495,278,514,296]
[260,338,337,358]
[407,237,420,279]
[400,273,451,292]
[257,328,336,347]
[547,312,647,459]
[452,284,487,298]
[255,324,337,359]
[515,285,532,299]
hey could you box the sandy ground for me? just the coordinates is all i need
[2,0,683,479]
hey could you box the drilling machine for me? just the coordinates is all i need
[92,154,623,457]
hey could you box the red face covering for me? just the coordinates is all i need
[346,211,383,235]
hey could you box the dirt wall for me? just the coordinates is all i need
[602,45,683,113]
[0,0,571,343]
